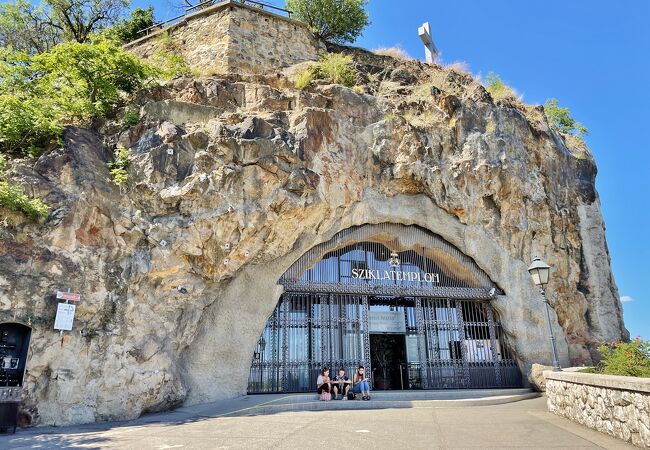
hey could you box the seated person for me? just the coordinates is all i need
[316,367,333,400]
[352,365,371,400]
[333,367,352,400]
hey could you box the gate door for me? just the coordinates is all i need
[248,293,369,393]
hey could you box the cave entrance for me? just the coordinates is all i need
[247,223,522,393]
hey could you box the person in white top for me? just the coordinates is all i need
[316,367,333,400]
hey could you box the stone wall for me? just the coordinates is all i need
[125,0,322,75]
[545,370,650,447]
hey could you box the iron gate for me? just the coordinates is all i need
[247,293,521,393]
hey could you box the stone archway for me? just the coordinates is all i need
[247,223,522,393]
[179,194,569,404]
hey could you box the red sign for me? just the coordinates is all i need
[56,291,81,302]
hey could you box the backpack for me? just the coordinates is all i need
[320,391,331,401]
[347,392,356,400]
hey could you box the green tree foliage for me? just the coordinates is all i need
[285,0,369,44]
[108,146,129,185]
[105,6,155,44]
[544,98,588,137]
[295,52,357,89]
[485,72,517,101]
[0,0,62,54]
[597,339,650,378]
[0,38,155,156]
[34,37,154,114]
[0,181,50,219]
[46,0,130,43]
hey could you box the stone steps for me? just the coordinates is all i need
[221,389,540,417]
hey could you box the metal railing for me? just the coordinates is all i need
[133,0,293,40]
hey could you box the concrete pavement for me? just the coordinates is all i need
[0,396,634,449]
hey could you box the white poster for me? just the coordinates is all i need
[368,311,406,333]
[464,339,494,362]
[54,303,76,331]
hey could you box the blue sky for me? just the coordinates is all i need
[137,0,649,339]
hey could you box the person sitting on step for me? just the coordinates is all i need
[316,367,333,401]
[333,367,352,400]
[352,365,371,400]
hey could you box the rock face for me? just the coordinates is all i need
[0,34,627,426]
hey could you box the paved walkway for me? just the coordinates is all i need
[0,396,633,449]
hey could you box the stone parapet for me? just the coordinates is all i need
[125,0,322,75]
[545,370,650,447]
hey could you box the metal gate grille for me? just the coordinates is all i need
[248,294,521,393]
[248,293,370,394]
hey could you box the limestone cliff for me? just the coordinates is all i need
[0,45,627,425]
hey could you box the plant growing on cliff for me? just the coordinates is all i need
[0,39,155,156]
[373,46,411,60]
[0,181,49,219]
[108,146,129,185]
[286,0,369,44]
[596,338,650,378]
[153,31,191,79]
[295,52,356,89]
[485,72,518,102]
[122,106,141,126]
[543,98,588,137]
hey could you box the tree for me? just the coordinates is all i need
[45,0,130,43]
[0,0,62,54]
[0,38,155,156]
[285,0,369,44]
[104,6,155,44]
[544,98,588,137]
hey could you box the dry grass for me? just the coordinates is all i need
[373,46,412,61]
[444,61,471,76]
[404,110,435,128]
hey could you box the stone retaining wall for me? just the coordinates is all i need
[125,0,322,75]
[545,370,650,448]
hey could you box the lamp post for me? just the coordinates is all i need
[528,257,562,371]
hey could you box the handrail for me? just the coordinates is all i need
[133,0,293,40]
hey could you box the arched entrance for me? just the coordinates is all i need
[247,224,521,393]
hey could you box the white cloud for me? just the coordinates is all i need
[620,296,634,303]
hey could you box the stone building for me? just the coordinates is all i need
[0,0,627,426]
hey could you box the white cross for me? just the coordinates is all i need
[418,22,438,63]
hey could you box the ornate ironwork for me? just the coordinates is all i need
[247,224,520,394]
[248,294,521,393]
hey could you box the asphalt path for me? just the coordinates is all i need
[0,396,634,449]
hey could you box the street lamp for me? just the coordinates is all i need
[528,257,562,371]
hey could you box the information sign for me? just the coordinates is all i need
[53,303,76,331]
[368,311,406,333]
[56,291,81,302]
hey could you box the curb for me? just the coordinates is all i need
[215,392,541,417]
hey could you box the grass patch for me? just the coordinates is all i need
[294,53,357,90]
[0,180,49,219]
[404,110,434,128]
[444,61,471,76]
[373,46,411,60]
[485,72,519,102]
